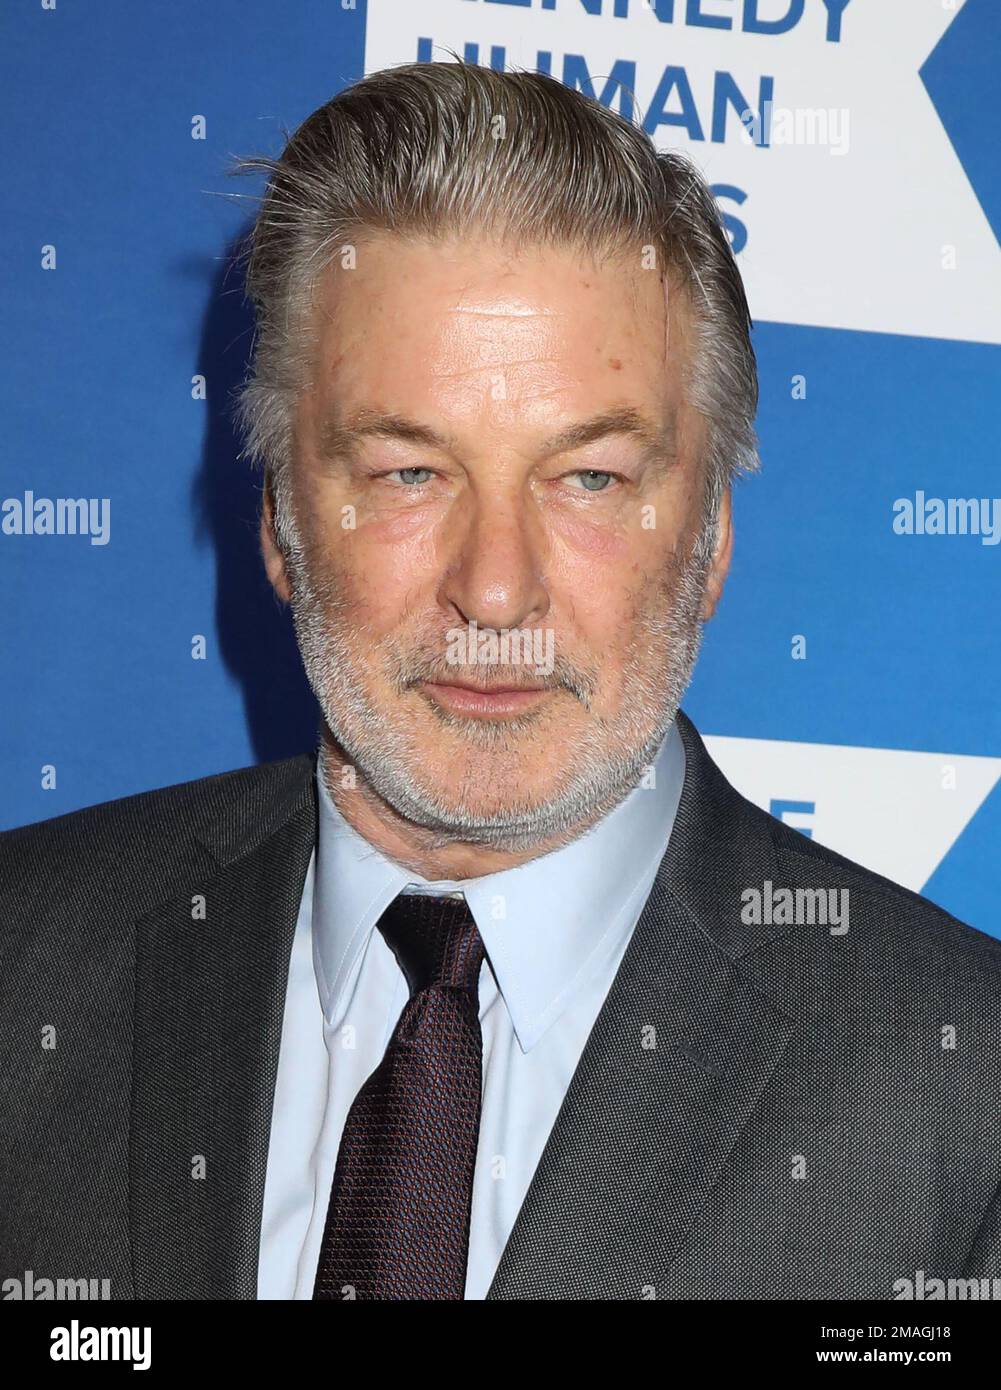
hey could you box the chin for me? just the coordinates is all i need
[407,768,556,819]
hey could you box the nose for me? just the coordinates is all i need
[437,484,550,634]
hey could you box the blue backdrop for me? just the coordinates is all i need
[3,0,999,939]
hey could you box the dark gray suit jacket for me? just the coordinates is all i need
[2,709,1000,1300]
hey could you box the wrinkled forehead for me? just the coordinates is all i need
[303,231,694,418]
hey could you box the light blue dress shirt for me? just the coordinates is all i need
[258,717,686,1299]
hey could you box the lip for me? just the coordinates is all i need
[419,681,552,717]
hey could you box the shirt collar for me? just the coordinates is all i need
[311,718,686,1053]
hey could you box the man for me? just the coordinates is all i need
[2,61,999,1303]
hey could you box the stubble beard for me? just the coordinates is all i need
[280,517,711,855]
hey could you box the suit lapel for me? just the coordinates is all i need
[128,712,795,1299]
[130,755,317,1299]
[486,711,798,1299]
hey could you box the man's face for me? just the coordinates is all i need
[263,233,731,855]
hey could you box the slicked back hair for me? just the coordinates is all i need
[230,60,759,559]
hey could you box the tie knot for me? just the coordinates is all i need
[376,892,485,996]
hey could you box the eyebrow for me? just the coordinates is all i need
[317,405,675,468]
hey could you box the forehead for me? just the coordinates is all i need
[304,232,690,437]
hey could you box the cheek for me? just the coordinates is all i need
[296,490,436,621]
[552,570,651,671]
[552,520,664,625]
[330,532,439,642]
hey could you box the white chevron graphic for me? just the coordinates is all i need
[702,733,1001,893]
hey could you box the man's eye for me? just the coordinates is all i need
[387,467,435,486]
[566,470,616,492]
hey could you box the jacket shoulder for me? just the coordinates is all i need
[739,792,1001,997]
[0,756,313,901]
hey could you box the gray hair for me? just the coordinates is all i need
[229,60,759,562]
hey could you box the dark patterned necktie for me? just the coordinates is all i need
[312,892,486,1301]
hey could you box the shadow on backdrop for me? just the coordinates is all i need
[191,232,319,765]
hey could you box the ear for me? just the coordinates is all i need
[700,486,733,621]
[260,470,293,605]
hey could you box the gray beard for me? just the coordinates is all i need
[280,515,712,855]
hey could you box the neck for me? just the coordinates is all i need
[317,730,612,882]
